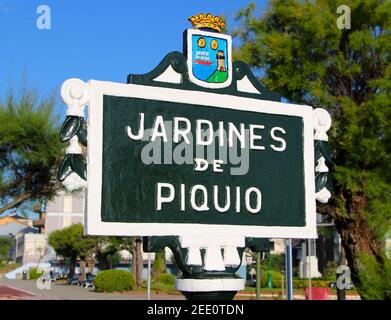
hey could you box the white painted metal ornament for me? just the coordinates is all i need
[313,108,332,203]
[179,235,244,270]
[61,172,87,192]
[313,108,332,141]
[61,78,89,117]
[175,278,245,292]
[59,79,89,192]
[175,235,246,292]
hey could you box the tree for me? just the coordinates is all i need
[234,0,390,299]
[94,237,121,270]
[0,237,12,262]
[132,237,143,288]
[116,236,134,272]
[48,223,94,276]
[0,85,63,215]
[94,236,143,287]
[78,231,97,280]
[152,250,167,280]
[49,226,131,277]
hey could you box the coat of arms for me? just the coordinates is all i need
[186,14,232,88]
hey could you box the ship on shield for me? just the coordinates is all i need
[186,14,232,89]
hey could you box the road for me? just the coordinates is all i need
[0,279,183,300]
[0,279,359,300]
[0,282,39,300]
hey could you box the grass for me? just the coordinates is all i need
[137,281,180,295]
[244,286,286,293]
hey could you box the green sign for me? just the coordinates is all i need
[58,14,331,299]
[86,81,316,238]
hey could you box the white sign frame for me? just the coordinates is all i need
[86,80,317,238]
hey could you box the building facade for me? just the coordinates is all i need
[45,191,84,234]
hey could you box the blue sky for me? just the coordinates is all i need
[0,0,267,116]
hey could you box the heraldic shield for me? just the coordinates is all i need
[186,14,232,89]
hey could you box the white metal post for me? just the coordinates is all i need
[147,253,151,300]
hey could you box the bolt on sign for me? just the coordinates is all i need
[58,13,332,239]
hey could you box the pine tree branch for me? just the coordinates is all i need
[0,192,31,215]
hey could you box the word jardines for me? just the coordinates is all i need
[126,112,287,152]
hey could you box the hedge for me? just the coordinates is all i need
[293,279,331,289]
[93,270,135,292]
[255,269,331,289]
[29,267,44,280]
[155,273,176,285]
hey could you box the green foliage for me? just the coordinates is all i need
[323,260,339,280]
[154,272,176,285]
[152,251,167,279]
[235,0,391,231]
[318,226,334,238]
[93,236,129,270]
[117,237,134,252]
[255,265,335,289]
[260,269,283,288]
[358,253,391,299]
[49,227,134,274]
[0,262,21,274]
[234,0,391,298]
[48,223,96,275]
[250,254,286,288]
[93,269,135,292]
[106,251,122,268]
[28,267,43,280]
[293,279,331,289]
[0,84,63,214]
[0,237,12,262]
[268,254,285,272]
[48,224,94,260]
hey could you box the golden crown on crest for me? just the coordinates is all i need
[188,13,226,33]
